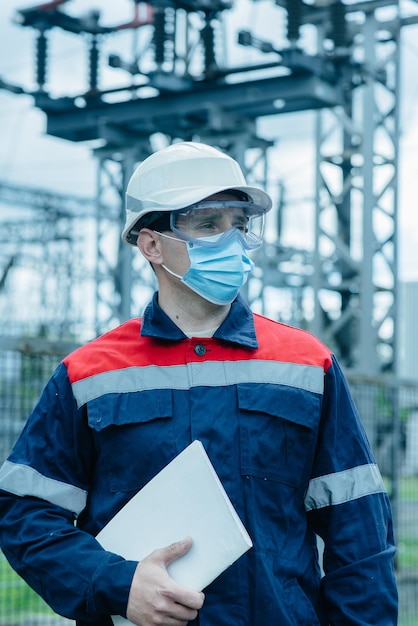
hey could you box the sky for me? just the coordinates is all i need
[1,0,418,285]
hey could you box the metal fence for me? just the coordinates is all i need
[0,343,417,625]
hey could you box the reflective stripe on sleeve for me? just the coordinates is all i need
[304,463,386,512]
[0,460,87,516]
[71,360,325,407]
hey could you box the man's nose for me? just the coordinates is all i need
[222,217,235,231]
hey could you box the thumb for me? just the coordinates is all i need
[157,536,193,568]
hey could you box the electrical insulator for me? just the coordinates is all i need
[330,0,348,50]
[201,15,217,75]
[36,29,48,91]
[285,0,303,46]
[88,36,100,92]
[153,8,166,68]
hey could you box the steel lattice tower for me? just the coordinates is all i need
[1,0,416,373]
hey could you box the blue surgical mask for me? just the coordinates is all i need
[157,230,255,305]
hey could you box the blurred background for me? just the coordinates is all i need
[1,1,418,624]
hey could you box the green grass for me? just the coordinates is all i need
[399,615,418,626]
[383,475,418,501]
[388,477,418,569]
[0,556,55,621]
[397,537,418,569]
[399,477,418,501]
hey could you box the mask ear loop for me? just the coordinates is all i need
[152,231,188,281]
[161,264,183,280]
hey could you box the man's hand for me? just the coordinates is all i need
[126,537,205,626]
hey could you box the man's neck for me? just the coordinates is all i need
[158,288,231,335]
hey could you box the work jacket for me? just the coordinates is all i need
[0,294,398,625]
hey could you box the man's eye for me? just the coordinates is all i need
[198,221,216,230]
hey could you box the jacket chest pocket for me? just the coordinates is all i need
[237,384,321,488]
[87,390,176,493]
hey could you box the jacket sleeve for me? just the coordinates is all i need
[306,355,398,625]
[0,363,138,622]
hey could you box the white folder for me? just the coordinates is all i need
[96,440,252,592]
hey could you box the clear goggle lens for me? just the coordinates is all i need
[170,201,265,250]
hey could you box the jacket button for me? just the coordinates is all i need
[194,344,206,356]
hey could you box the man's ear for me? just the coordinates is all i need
[136,229,163,265]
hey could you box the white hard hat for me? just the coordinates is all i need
[122,141,272,245]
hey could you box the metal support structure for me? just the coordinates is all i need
[93,139,172,335]
[0,182,96,340]
[1,0,415,371]
[312,7,400,373]
[0,184,93,340]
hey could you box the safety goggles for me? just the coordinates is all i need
[169,201,265,250]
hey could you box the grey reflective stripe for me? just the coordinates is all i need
[0,460,87,516]
[71,360,324,407]
[304,464,386,512]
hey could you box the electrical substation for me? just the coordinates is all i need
[1,0,417,373]
[2,3,418,622]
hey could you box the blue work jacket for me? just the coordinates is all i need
[0,294,398,625]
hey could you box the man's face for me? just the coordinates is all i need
[150,193,250,282]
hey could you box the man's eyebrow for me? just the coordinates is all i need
[190,209,224,220]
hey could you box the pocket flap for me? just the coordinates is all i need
[87,389,173,431]
[237,383,319,430]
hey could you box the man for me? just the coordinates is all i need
[0,141,397,625]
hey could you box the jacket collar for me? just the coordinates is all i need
[141,292,258,349]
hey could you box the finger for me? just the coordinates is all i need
[168,602,200,622]
[156,537,193,567]
[139,581,202,623]
[164,583,205,612]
